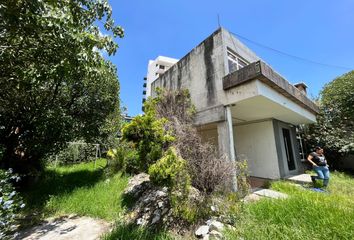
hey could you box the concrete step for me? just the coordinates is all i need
[286,174,313,184]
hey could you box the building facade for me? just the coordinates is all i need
[150,28,319,181]
[144,56,178,98]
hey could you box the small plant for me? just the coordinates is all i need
[106,141,140,175]
[148,147,190,188]
[235,159,250,198]
[149,147,202,223]
[0,169,25,239]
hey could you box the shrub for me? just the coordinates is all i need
[149,147,202,223]
[47,141,99,166]
[148,147,190,189]
[106,141,139,175]
[152,89,236,194]
[122,112,174,173]
[0,169,25,239]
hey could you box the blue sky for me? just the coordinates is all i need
[108,0,354,116]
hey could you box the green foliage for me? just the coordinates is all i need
[149,147,200,223]
[235,159,250,198]
[0,169,25,239]
[122,111,174,173]
[47,142,99,166]
[170,197,200,223]
[304,71,354,154]
[0,0,123,174]
[149,147,190,188]
[106,141,140,175]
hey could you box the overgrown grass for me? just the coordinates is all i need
[225,172,354,240]
[23,159,128,221]
[103,222,175,240]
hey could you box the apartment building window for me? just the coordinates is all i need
[227,50,248,73]
[159,65,165,69]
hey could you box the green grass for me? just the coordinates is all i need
[103,222,175,240]
[22,159,175,239]
[225,172,354,240]
[23,159,128,221]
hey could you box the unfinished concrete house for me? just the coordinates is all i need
[149,28,319,184]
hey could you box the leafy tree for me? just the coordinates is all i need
[0,0,123,174]
[302,71,354,166]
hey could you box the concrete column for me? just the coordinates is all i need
[217,106,237,191]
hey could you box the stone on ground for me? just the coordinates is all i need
[253,189,288,199]
[207,220,224,231]
[286,174,313,184]
[209,230,223,239]
[124,173,203,233]
[18,215,111,240]
[243,193,263,203]
[195,225,210,238]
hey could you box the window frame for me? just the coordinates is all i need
[227,49,249,73]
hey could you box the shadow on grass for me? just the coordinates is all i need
[22,167,105,212]
[102,222,174,240]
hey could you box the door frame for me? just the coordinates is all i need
[274,120,299,177]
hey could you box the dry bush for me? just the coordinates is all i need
[174,122,235,194]
[153,89,235,194]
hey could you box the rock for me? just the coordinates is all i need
[210,205,217,212]
[151,213,160,225]
[136,218,144,225]
[157,201,164,208]
[189,186,203,202]
[161,208,168,215]
[124,173,151,198]
[243,193,262,203]
[202,234,210,240]
[124,173,203,233]
[155,190,167,197]
[195,225,210,238]
[209,230,223,239]
[208,220,224,232]
[153,209,161,215]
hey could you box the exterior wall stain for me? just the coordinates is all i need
[204,35,216,106]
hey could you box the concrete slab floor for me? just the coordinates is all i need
[18,215,111,240]
[286,174,313,184]
[252,189,288,199]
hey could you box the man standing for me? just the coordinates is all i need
[307,146,330,187]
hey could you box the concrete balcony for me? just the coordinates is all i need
[223,61,319,115]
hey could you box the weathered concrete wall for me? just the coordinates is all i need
[234,120,281,179]
[221,29,260,73]
[151,28,225,111]
[151,28,261,113]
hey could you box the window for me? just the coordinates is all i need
[227,51,248,73]
[159,65,165,70]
